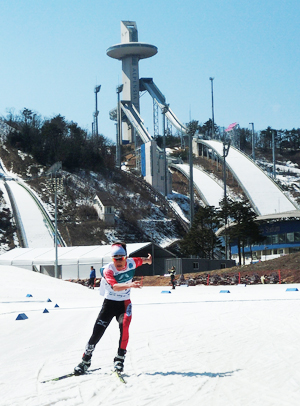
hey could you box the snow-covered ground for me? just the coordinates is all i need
[5,180,54,248]
[257,158,300,200]
[1,265,300,406]
[0,156,55,250]
[174,163,224,208]
[199,140,298,215]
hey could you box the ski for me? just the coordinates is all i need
[41,367,101,383]
[112,369,126,384]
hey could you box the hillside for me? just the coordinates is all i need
[193,146,300,206]
[0,144,187,253]
[1,140,300,263]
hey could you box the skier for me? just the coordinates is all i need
[88,266,96,289]
[74,242,152,375]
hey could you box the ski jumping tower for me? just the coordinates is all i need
[107,21,172,196]
[107,21,157,143]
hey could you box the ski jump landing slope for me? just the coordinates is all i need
[199,140,297,216]
[4,180,56,248]
[171,163,224,208]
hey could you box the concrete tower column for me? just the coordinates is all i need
[107,21,157,143]
[120,22,139,113]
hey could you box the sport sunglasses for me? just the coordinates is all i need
[112,256,126,261]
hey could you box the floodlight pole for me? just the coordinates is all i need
[223,140,231,260]
[272,130,276,178]
[46,161,62,278]
[162,105,169,197]
[209,77,215,139]
[54,174,58,278]
[223,141,231,200]
[249,122,255,160]
[116,84,123,169]
[94,85,101,136]
[189,130,194,228]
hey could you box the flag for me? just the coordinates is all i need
[225,122,238,132]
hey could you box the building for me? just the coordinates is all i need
[93,191,115,225]
[0,243,175,279]
[165,258,236,274]
[229,211,300,263]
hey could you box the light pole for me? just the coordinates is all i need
[223,140,231,260]
[46,161,62,278]
[54,175,58,277]
[94,85,101,136]
[189,129,194,228]
[116,84,123,169]
[209,77,215,138]
[162,104,169,197]
[223,141,231,201]
[272,130,276,179]
[249,122,255,160]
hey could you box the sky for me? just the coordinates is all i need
[0,0,300,143]
[1,265,300,406]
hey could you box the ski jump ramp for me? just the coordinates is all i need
[197,140,297,216]
[4,180,56,248]
[0,159,65,248]
[120,101,152,144]
[140,78,187,133]
[171,163,224,208]
[118,77,296,217]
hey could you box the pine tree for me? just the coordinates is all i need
[219,198,264,265]
[180,205,221,259]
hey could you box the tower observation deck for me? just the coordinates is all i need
[106,21,157,143]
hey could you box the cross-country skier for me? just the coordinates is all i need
[74,242,152,375]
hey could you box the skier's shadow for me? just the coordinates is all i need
[145,370,240,378]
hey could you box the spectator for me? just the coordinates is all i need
[88,266,96,289]
[168,266,176,289]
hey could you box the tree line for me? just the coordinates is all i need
[186,118,300,154]
[3,109,299,172]
[3,108,115,172]
[180,197,265,265]
[2,108,292,263]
